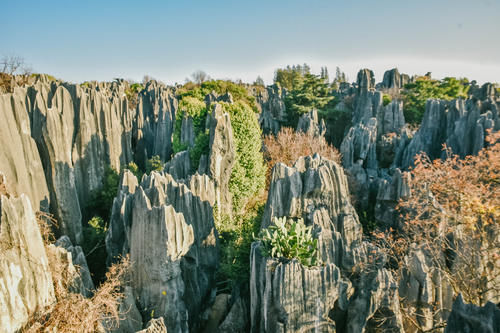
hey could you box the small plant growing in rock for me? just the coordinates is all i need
[256,217,318,267]
[146,155,163,173]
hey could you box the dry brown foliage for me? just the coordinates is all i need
[374,130,500,329]
[263,127,341,171]
[22,213,130,333]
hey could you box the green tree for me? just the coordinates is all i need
[146,155,163,173]
[285,73,334,125]
[402,76,469,125]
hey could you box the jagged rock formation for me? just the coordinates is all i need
[134,81,177,166]
[296,109,326,137]
[106,170,218,332]
[401,98,499,168]
[250,154,404,332]
[380,68,410,91]
[0,193,55,332]
[0,91,49,212]
[444,294,500,333]
[204,103,236,219]
[252,84,287,134]
[55,235,95,297]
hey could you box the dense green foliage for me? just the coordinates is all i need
[402,76,469,125]
[82,216,108,285]
[146,155,163,173]
[217,202,264,288]
[87,167,120,221]
[274,64,335,127]
[274,64,311,91]
[221,101,266,213]
[382,94,392,106]
[84,166,120,284]
[256,217,318,267]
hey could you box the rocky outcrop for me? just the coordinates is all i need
[251,154,404,332]
[357,68,375,94]
[380,68,409,91]
[0,193,55,332]
[296,109,326,137]
[444,294,500,333]
[55,235,95,297]
[217,296,250,333]
[399,245,454,331]
[253,84,287,134]
[0,91,49,212]
[401,98,499,168]
[163,151,191,181]
[374,168,411,228]
[134,81,177,166]
[205,103,236,219]
[107,170,218,332]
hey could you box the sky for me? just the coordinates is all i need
[1,0,500,85]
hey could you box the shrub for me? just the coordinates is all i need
[217,201,264,288]
[172,96,208,156]
[382,94,392,106]
[256,217,318,267]
[87,167,120,221]
[146,155,163,173]
[124,161,142,180]
[222,101,266,213]
[263,127,341,177]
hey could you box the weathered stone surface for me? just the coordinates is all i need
[106,170,139,266]
[398,244,454,331]
[0,194,55,332]
[296,109,326,137]
[163,151,191,181]
[381,68,409,91]
[180,116,195,148]
[251,244,349,333]
[341,117,378,169]
[138,317,168,333]
[107,286,143,333]
[357,68,375,93]
[55,235,94,297]
[203,293,231,333]
[401,98,499,168]
[107,170,218,332]
[218,296,250,333]
[444,294,500,333]
[253,84,287,134]
[205,103,236,219]
[134,81,177,166]
[0,90,49,212]
[251,154,403,332]
[374,168,411,228]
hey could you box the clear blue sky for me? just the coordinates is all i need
[2,0,499,84]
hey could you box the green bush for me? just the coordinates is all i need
[222,101,266,213]
[256,217,318,267]
[125,161,142,180]
[189,130,210,171]
[172,96,208,155]
[146,155,163,173]
[382,94,392,106]
[87,166,120,221]
[217,202,264,287]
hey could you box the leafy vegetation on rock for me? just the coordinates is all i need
[256,217,319,267]
[402,76,469,125]
[146,155,163,173]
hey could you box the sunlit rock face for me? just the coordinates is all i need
[107,170,218,332]
[250,155,404,332]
